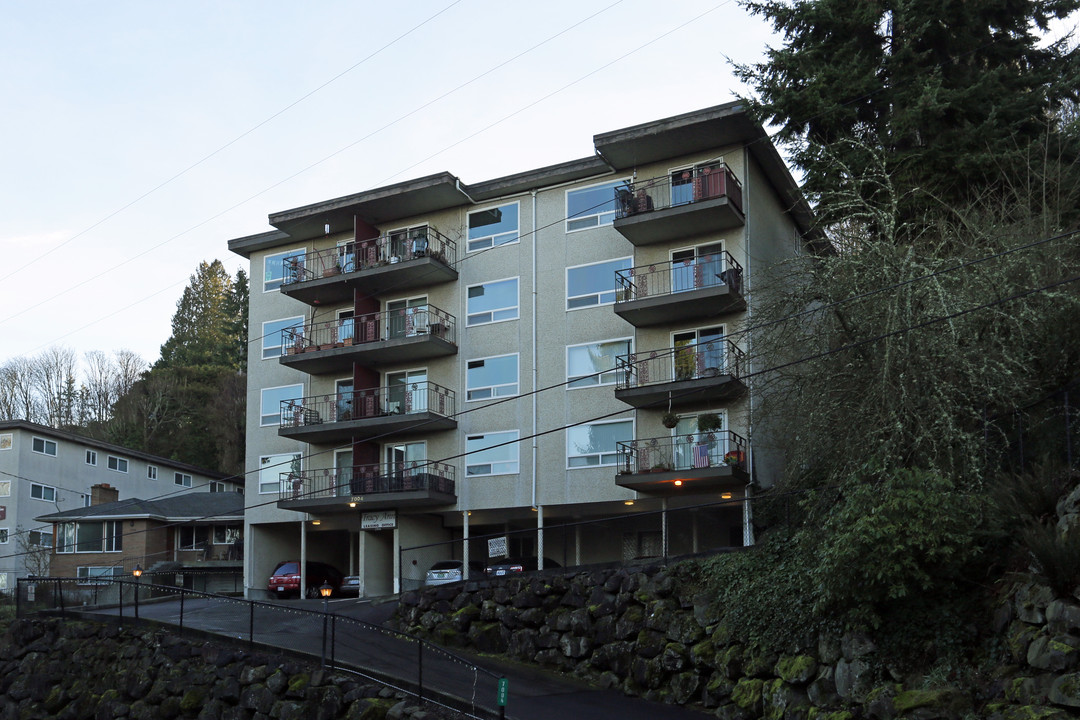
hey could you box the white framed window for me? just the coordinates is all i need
[83,495,92,507]
[107,456,128,473]
[57,521,122,553]
[30,483,56,502]
[85,450,97,466]
[174,473,192,488]
[466,431,520,476]
[213,525,241,544]
[466,278,518,326]
[567,257,632,309]
[567,419,633,468]
[0,528,7,544]
[32,437,57,456]
[260,453,301,494]
[29,530,52,548]
[0,433,11,450]
[467,202,520,252]
[566,179,625,232]
[567,338,632,388]
[76,566,124,585]
[209,481,226,493]
[466,354,518,401]
[0,480,11,497]
[263,316,304,359]
[261,384,304,427]
[147,465,158,480]
[263,248,306,292]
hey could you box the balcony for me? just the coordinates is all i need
[279,227,458,305]
[277,461,457,513]
[278,382,457,443]
[612,162,744,245]
[279,306,457,374]
[614,251,745,326]
[614,341,746,409]
[616,431,749,494]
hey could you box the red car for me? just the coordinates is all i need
[267,560,344,599]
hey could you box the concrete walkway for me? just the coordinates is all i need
[93,592,709,720]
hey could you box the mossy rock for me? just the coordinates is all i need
[287,672,310,695]
[775,654,819,684]
[731,677,764,712]
[893,687,970,715]
[179,687,206,715]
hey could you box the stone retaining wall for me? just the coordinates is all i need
[395,563,1080,719]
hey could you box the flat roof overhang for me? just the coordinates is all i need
[615,375,747,409]
[614,285,746,327]
[278,491,456,514]
[615,465,749,495]
[278,412,457,443]
[280,335,457,374]
[612,196,745,245]
[280,258,458,305]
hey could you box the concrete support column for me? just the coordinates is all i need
[300,518,308,597]
[574,523,581,567]
[356,530,365,598]
[536,506,544,570]
[463,511,470,580]
[661,498,669,561]
[742,487,755,547]
[692,510,699,553]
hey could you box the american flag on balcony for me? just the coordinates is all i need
[693,442,710,468]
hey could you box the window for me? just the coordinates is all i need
[568,339,632,388]
[466,354,518,401]
[567,257,631,309]
[209,481,226,493]
[0,480,10,497]
[567,419,633,468]
[56,523,74,552]
[261,384,304,427]
[30,483,56,502]
[0,433,11,450]
[468,203,519,251]
[107,456,129,473]
[0,528,7,544]
[466,278,518,326]
[466,431,520,476]
[83,495,92,507]
[29,531,52,548]
[213,525,241,545]
[263,316,304,359]
[32,437,57,456]
[174,473,192,488]
[76,566,123,585]
[85,450,97,466]
[179,526,210,551]
[263,248,306,292]
[566,180,624,232]
[260,453,301,494]
[147,465,158,480]
[57,521,122,552]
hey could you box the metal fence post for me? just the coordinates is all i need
[417,639,423,704]
[330,614,336,671]
[56,579,65,615]
[15,579,21,618]
[179,590,185,633]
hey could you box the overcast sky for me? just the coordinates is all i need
[0,1,781,369]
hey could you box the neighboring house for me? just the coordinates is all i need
[228,101,816,599]
[35,490,244,592]
[0,420,242,591]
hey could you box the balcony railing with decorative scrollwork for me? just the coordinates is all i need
[278,461,456,501]
[280,226,457,286]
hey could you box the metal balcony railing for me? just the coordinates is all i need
[279,382,456,428]
[280,226,457,287]
[613,161,743,219]
[615,250,743,302]
[280,306,457,354]
[278,461,457,500]
[617,430,748,474]
[615,340,745,389]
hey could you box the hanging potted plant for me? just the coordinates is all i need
[697,413,722,433]
[662,412,679,429]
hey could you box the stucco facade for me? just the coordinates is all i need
[229,102,815,599]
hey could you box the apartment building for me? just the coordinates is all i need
[229,102,815,599]
[0,420,241,589]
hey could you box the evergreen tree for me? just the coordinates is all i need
[158,260,244,370]
[735,0,1080,221]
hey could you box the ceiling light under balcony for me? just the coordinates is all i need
[674,480,683,486]
[721,492,732,499]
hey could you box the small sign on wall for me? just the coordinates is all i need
[361,510,396,530]
[487,536,508,559]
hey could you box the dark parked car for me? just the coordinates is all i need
[485,557,562,576]
[267,560,344,599]
[424,560,487,586]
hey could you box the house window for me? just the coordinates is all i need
[0,528,7,544]
[0,433,11,450]
[29,531,52,548]
[213,525,241,544]
[76,566,123,585]
[263,316,304,359]
[567,419,633,468]
[179,526,210,551]
[209,481,226,493]
[30,483,56,502]
[31,437,57,456]
[107,456,129,473]
[468,203,519,251]
[466,278,518,326]
[56,523,75,553]
[261,384,304,427]
[567,338,632,388]
[466,354,518,401]
[263,248,306,292]
[566,179,624,232]
[85,450,97,466]
[147,465,158,480]
[465,431,520,476]
[174,473,192,488]
[0,480,10,496]
[58,521,122,553]
[567,257,631,309]
[260,453,301,494]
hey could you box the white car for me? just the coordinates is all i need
[424,560,487,586]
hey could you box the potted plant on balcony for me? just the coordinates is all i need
[697,413,722,433]
[662,412,679,429]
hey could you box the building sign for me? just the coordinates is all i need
[487,536,508,559]
[361,511,396,530]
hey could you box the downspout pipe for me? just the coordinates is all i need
[531,189,539,510]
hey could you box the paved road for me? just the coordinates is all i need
[91,592,709,720]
